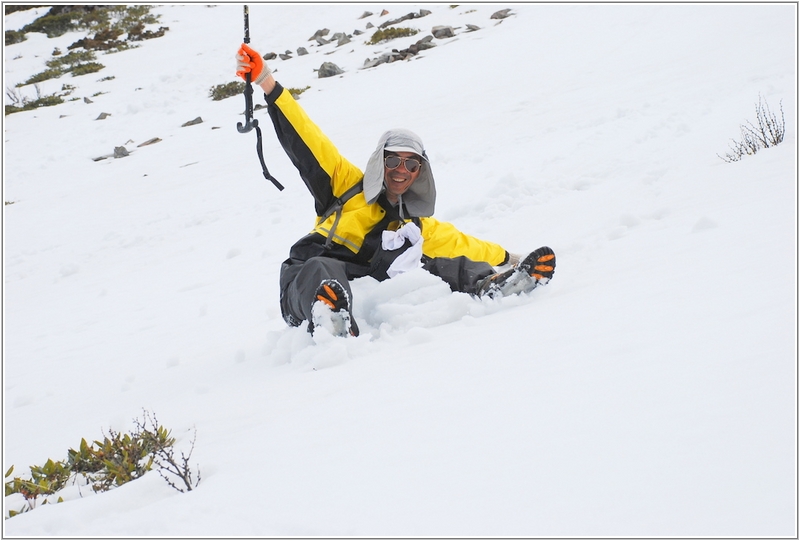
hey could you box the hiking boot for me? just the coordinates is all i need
[476,246,556,299]
[518,246,556,282]
[308,279,360,337]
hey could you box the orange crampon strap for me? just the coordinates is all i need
[316,284,339,309]
[532,250,555,280]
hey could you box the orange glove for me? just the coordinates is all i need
[236,43,271,85]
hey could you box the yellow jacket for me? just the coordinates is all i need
[265,83,508,268]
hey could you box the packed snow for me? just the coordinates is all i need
[3,3,796,536]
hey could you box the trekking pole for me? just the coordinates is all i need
[236,5,255,134]
[237,5,284,191]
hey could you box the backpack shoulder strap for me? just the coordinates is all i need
[318,180,364,248]
[318,180,364,222]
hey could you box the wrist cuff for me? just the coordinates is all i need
[254,63,272,86]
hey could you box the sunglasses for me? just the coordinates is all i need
[384,155,422,173]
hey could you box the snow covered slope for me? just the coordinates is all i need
[3,4,796,536]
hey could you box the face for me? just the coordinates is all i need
[383,151,422,204]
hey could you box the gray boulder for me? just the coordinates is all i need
[137,137,161,147]
[431,25,455,39]
[181,117,203,127]
[363,35,437,68]
[317,62,344,78]
[491,9,513,19]
[379,10,430,29]
[309,28,329,41]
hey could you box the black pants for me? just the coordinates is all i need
[279,255,495,328]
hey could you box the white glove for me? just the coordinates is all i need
[382,222,423,278]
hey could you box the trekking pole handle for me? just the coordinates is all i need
[237,74,256,133]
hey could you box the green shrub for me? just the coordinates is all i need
[68,27,127,51]
[46,49,96,69]
[21,68,65,86]
[5,30,27,46]
[21,51,103,85]
[77,8,112,30]
[8,6,167,113]
[22,6,165,47]
[209,81,245,101]
[5,84,72,115]
[70,62,105,77]
[288,85,311,99]
[22,12,82,38]
[108,5,159,33]
[367,26,419,45]
[5,6,44,16]
[5,411,198,518]
[127,23,169,41]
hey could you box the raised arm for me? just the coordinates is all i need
[235,43,362,216]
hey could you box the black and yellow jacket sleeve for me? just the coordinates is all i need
[265,83,508,267]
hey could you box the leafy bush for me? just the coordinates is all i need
[69,27,126,51]
[70,62,105,77]
[20,6,166,48]
[9,6,166,108]
[108,5,160,33]
[127,23,169,42]
[47,49,96,68]
[288,85,311,99]
[5,84,73,115]
[209,81,246,101]
[5,6,43,16]
[718,95,786,163]
[4,411,199,519]
[367,26,419,45]
[21,68,65,86]
[20,50,105,84]
[5,30,27,46]
[21,11,82,38]
[11,93,65,111]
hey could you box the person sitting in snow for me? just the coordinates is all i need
[236,43,556,337]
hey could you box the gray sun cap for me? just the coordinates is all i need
[363,128,436,217]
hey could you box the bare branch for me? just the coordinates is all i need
[719,95,786,162]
